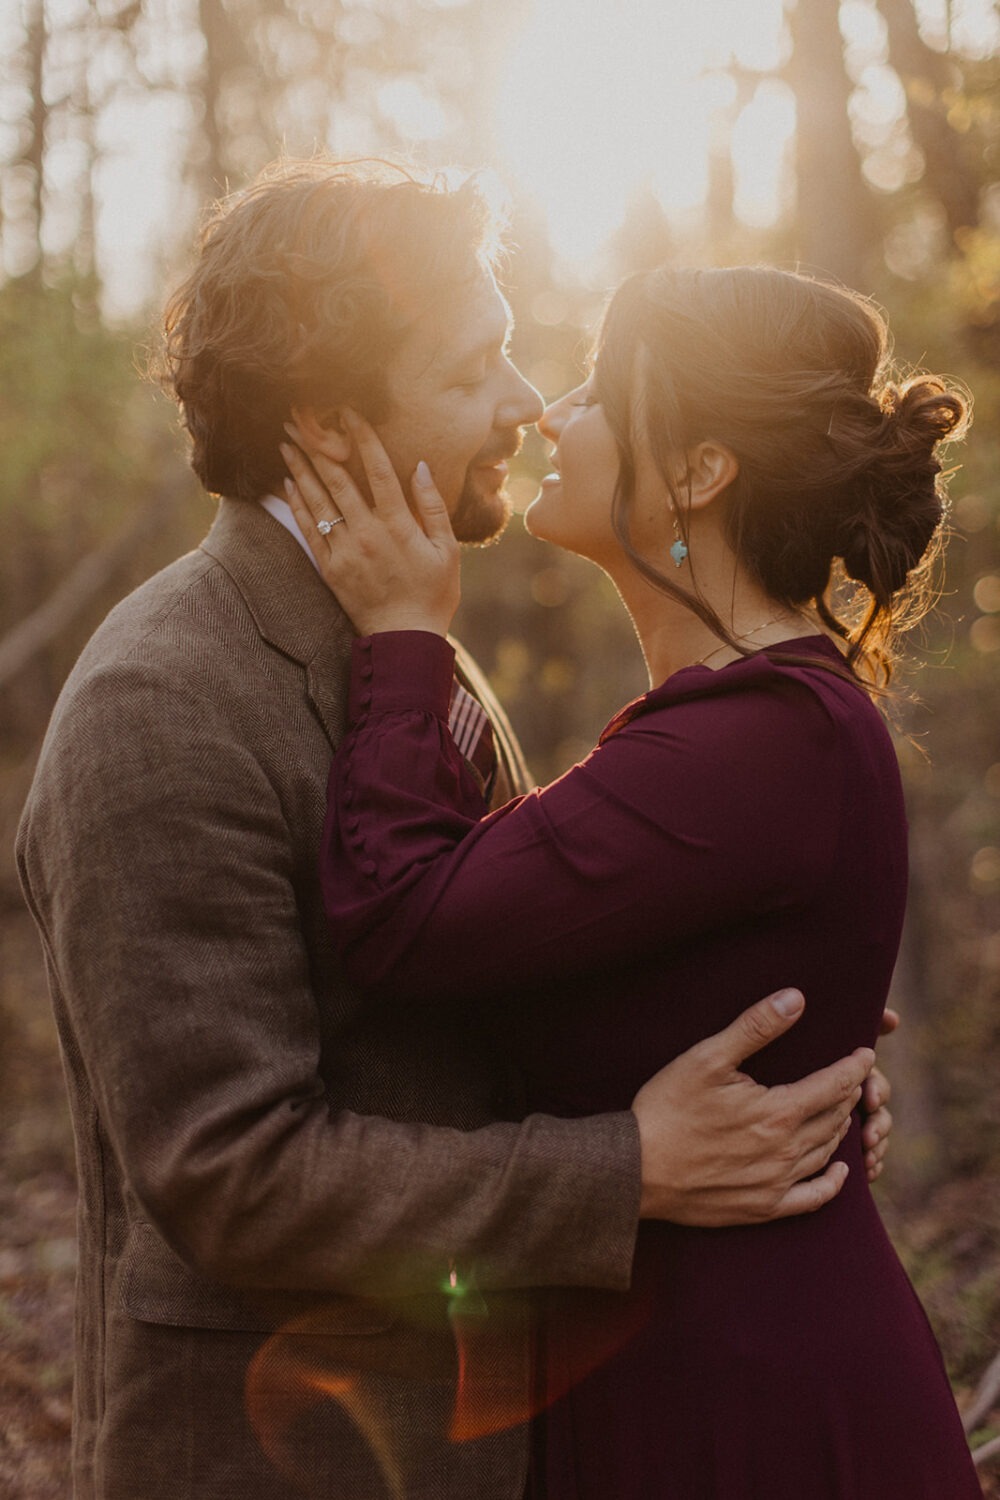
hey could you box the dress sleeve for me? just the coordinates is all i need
[322,631,845,1000]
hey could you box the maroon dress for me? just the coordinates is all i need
[321,630,981,1499]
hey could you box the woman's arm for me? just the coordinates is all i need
[283,418,883,1206]
[281,417,842,1000]
[324,628,841,997]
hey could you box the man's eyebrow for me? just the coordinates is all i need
[443,318,514,374]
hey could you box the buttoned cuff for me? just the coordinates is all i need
[349,632,456,722]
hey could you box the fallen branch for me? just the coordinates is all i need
[973,1432,1000,1468]
[964,1348,1000,1436]
[0,468,189,691]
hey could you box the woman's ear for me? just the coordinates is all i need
[290,405,352,462]
[685,441,739,511]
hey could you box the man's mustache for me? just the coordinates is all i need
[474,431,523,466]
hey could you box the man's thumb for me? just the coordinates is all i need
[717,989,805,1067]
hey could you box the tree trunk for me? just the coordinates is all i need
[875,0,980,240]
[788,0,877,290]
[196,0,235,200]
[23,0,47,283]
[706,99,738,253]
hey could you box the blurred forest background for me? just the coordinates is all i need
[0,0,998,1493]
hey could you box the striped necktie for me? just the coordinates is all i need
[448,680,496,796]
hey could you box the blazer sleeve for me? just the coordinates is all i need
[323,632,845,999]
[16,650,639,1301]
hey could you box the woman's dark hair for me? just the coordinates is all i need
[591,265,970,684]
[158,158,506,502]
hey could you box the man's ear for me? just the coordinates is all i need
[290,405,352,462]
[685,441,739,511]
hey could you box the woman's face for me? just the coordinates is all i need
[524,377,624,565]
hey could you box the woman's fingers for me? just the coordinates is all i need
[412,460,457,545]
[342,408,410,524]
[281,431,370,529]
[280,448,348,579]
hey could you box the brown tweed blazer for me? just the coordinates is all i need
[17,498,640,1500]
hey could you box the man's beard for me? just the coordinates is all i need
[450,434,520,546]
[450,475,513,546]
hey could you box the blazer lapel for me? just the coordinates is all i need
[201,497,355,748]
[199,498,534,788]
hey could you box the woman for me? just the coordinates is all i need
[284,266,979,1496]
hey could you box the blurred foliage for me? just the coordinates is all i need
[0,274,204,759]
[0,0,998,1478]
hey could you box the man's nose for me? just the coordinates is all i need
[499,362,544,429]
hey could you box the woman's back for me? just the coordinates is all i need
[520,641,979,1498]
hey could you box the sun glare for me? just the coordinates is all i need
[46,0,998,316]
[493,0,789,274]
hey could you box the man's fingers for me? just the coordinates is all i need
[776,1047,873,1127]
[788,1125,850,1186]
[861,1064,891,1116]
[768,1161,849,1220]
[861,1103,891,1148]
[878,1007,901,1037]
[700,989,806,1073]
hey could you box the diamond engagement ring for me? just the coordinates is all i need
[317,517,345,535]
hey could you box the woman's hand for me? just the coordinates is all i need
[281,409,460,638]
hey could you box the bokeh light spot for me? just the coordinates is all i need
[972,574,1000,613]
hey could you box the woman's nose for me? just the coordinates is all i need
[537,393,570,444]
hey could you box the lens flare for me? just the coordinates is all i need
[244,1279,655,1489]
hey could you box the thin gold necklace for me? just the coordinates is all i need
[694,612,810,668]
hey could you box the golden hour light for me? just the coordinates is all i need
[2,1,999,1496]
[493,0,790,268]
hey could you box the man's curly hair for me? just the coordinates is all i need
[159,159,507,501]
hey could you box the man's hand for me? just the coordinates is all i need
[632,989,873,1225]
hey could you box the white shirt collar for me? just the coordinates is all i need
[259,494,320,573]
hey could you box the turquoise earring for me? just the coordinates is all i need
[670,511,688,568]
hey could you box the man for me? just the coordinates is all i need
[16,159,889,1500]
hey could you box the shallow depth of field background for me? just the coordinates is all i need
[0,0,998,1493]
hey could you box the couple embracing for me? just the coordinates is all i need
[17,159,979,1498]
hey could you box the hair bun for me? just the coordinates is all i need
[879,376,969,446]
[837,376,969,597]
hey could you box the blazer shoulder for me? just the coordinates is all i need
[82,546,257,673]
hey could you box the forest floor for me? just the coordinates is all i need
[1,907,997,1498]
[1,914,76,1500]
